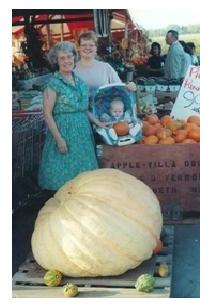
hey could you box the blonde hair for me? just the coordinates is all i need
[79,31,98,45]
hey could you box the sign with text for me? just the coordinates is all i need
[100,144,200,217]
[171,65,200,120]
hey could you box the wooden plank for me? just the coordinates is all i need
[13,226,174,298]
[12,285,170,298]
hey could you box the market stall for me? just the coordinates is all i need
[12,9,200,299]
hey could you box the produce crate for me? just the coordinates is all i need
[98,144,200,223]
[12,226,174,298]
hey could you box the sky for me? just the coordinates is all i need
[129,9,200,30]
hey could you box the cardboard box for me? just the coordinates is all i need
[99,144,200,222]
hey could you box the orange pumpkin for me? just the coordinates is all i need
[143,135,159,145]
[174,129,188,143]
[166,119,185,133]
[113,121,129,136]
[184,122,198,132]
[182,138,197,144]
[144,114,159,125]
[160,115,172,127]
[143,122,157,137]
[187,115,200,126]
[153,239,163,254]
[187,128,200,142]
[159,136,175,144]
[156,128,172,139]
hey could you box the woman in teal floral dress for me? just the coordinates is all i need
[38,42,103,191]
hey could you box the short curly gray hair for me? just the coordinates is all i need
[47,42,78,68]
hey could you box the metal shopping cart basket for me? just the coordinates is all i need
[12,111,46,212]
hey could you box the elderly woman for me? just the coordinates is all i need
[38,42,98,191]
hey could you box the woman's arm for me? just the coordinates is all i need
[86,111,109,128]
[43,88,68,154]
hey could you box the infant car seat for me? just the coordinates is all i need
[91,83,142,146]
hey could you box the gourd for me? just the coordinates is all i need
[43,270,62,287]
[135,274,155,292]
[158,263,169,277]
[113,121,129,136]
[63,283,78,297]
[31,169,162,277]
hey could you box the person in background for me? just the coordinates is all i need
[146,42,164,77]
[164,30,186,80]
[38,42,98,192]
[186,42,200,66]
[179,40,192,76]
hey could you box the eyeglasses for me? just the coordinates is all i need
[80,43,96,48]
[58,54,75,62]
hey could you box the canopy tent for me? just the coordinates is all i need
[12,9,142,67]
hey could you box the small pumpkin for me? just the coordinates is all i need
[158,137,175,144]
[160,115,172,127]
[184,122,198,132]
[63,283,78,297]
[143,122,157,137]
[144,114,159,125]
[143,135,159,145]
[187,128,200,142]
[187,115,200,126]
[182,138,197,144]
[158,263,169,277]
[113,121,129,136]
[135,274,155,292]
[173,129,188,143]
[43,270,62,287]
[166,119,185,133]
[156,128,172,139]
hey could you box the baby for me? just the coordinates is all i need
[100,98,131,124]
[99,98,140,139]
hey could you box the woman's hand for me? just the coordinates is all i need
[126,82,137,92]
[57,138,68,154]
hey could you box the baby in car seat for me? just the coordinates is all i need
[99,97,140,139]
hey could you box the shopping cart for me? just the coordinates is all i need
[12,111,47,212]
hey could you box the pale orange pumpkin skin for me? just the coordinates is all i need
[160,115,172,127]
[184,122,198,132]
[143,122,157,137]
[143,135,159,145]
[144,114,159,125]
[156,128,172,139]
[187,115,200,126]
[158,137,175,144]
[182,138,197,144]
[187,128,200,142]
[173,129,188,143]
[113,121,129,136]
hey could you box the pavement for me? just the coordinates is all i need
[12,201,200,298]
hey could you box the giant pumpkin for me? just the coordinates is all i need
[31,169,162,277]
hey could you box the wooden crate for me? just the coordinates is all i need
[99,144,200,222]
[12,226,174,298]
